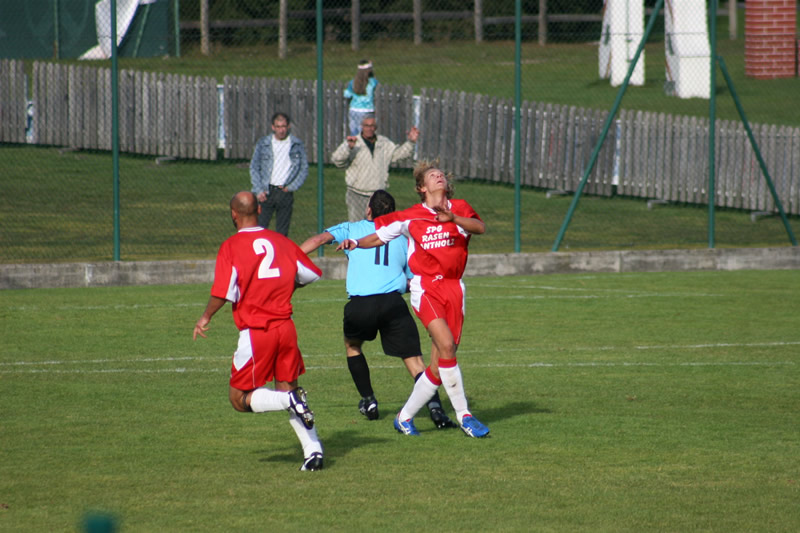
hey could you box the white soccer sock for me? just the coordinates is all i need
[249,387,289,413]
[439,362,471,421]
[288,412,323,457]
[398,370,439,421]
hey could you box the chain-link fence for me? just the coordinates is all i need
[1,1,799,263]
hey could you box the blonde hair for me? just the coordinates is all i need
[413,159,454,202]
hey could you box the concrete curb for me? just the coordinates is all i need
[1,247,798,290]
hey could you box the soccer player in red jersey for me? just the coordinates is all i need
[193,191,325,470]
[338,161,490,438]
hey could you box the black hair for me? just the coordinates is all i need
[368,189,395,218]
[271,112,290,125]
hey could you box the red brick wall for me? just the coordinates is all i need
[744,0,798,79]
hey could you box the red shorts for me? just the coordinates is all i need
[229,320,305,391]
[409,276,466,345]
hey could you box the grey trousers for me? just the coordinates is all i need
[346,188,372,222]
[259,186,294,236]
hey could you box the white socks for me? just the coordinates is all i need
[288,412,323,457]
[248,387,289,413]
[398,369,439,421]
[247,387,322,458]
[439,361,470,421]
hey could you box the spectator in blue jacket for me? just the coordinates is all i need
[249,112,309,236]
[344,60,378,136]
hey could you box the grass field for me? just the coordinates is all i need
[2,145,798,264]
[132,33,800,127]
[1,270,799,531]
[5,23,800,263]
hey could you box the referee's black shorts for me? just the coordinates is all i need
[343,292,422,358]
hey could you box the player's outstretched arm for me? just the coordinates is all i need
[300,231,334,255]
[336,233,384,251]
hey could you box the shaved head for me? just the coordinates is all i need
[230,191,258,217]
[229,191,260,230]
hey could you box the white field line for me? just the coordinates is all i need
[2,341,796,374]
[1,287,720,313]
[1,361,794,375]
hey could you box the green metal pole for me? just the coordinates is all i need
[316,0,325,257]
[552,0,664,252]
[717,56,797,246]
[174,0,181,57]
[514,0,522,253]
[53,0,60,59]
[111,0,121,261]
[132,3,152,58]
[708,0,718,248]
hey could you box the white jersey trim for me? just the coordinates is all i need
[233,329,253,371]
[226,266,240,303]
[296,260,321,286]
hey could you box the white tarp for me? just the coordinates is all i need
[80,0,157,60]
[664,0,710,98]
[598,0,645,87]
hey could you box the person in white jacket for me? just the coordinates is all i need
[331,114,419,221]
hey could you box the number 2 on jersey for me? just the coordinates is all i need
[253,238,280,279]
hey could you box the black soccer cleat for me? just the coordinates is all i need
[358,396,379,420]
[288,387,315,429]
[300,452,324,471]
[429,407,458,429]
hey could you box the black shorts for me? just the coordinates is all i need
[343,292,422,358]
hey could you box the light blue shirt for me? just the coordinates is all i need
[326,219,410,297]
[344,78,378,112]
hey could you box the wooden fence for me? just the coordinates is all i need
[26,62,219,159]
[0,59,27,144]
[616,110,800,214]
[222,76,414,164]
[2,61,799,216]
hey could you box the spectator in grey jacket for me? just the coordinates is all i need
[250,112,309,236]
[331,114,419,221]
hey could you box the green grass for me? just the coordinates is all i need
[113,36,800,127]
[1,270,799,531]
[5,28,799,263]
[1,145,798,263]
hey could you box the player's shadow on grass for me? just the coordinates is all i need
[466,400,550,424]
[256,429,391,469]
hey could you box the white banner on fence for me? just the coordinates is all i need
[664,0,711,99]
[599,0,645,87]
[80,0,157,60]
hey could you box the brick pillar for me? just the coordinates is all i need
[744,0,797,79]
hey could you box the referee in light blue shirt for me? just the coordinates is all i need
[300,190,456,429]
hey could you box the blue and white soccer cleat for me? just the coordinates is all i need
[288,387,315,429]
[300,452,323,471]
[394,414,420,436]
[460,414,490,438]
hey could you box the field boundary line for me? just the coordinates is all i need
[2,247,800,289]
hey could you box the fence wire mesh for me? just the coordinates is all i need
[1,0,799,263]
